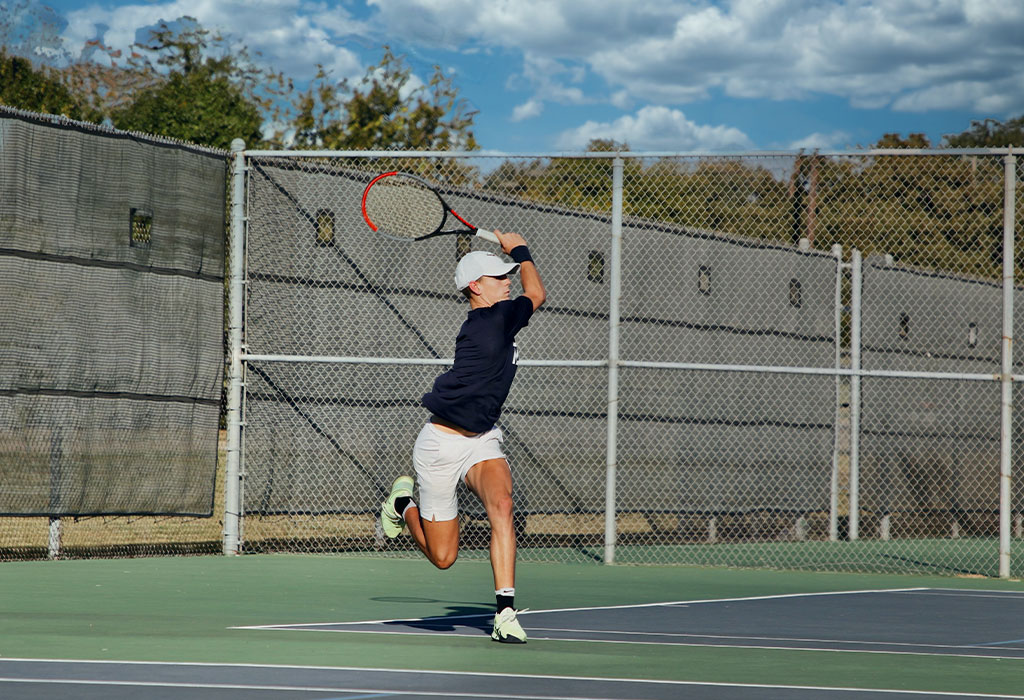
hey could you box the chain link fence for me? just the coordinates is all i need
[231,150,1022,576]
[0,107,227,560]
[2,129,1018,574]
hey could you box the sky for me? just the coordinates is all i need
[6,0,1024,153]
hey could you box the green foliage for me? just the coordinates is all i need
[484,141,789,233]
[483,140,636,214]
[287,47,477,152]
[108,18,286,148]
[0,47,96,121]
[833,152,1003,277]
[139,18,210,75]
[57,40,163,119]
[650,158,793,238]
[111,68,263,149]
[944,116,1024,148]
[484,139,1009,281]
[874,133,932,148]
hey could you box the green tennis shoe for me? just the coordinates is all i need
[379,475,414,538]
[491,607,527,644]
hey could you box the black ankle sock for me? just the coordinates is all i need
[496,594,514,612]
[393,496,412,516]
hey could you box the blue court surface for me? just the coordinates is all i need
[240,588,1024,660]
[3,657,1024,700]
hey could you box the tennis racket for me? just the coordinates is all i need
[361,171,499,244]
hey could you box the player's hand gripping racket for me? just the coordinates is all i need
[361,171,499,244]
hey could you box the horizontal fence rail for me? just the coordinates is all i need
[244,352,1018,380]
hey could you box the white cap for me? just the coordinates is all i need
[454,251,519,291]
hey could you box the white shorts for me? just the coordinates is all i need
[412,422,507,522]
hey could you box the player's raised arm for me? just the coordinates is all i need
[495,230,546,311]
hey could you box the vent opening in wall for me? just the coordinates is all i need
[587,251,605,283]
[789,278,802,308]
[456,233,472,261]
[698,265,712,296]
[315,209,335,247]
[130,208,152,248]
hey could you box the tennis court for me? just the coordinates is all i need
[1,556,1022,699]
[3,110,1024,700]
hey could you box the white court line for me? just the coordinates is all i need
[2,664,1023,700]
[0,678,399,695]
[523,626,1024,652]
[243,625,1024,660]
[895,590,1024,600]
[2,659,1024,700]
[0,677,648,700]
[232,587,929,630]
[224,587,1024,661]
[976,639,1024,647]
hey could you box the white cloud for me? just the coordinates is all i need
[610,90,632,110]
[366,1,1024,115]
[892,75,1024,115]
[554,105,752,151]
[789,130,852,151]
[518,53,589,105]
[60,0,366,81]
[511,99,543,122]
[29,0,1024,152]
[366,0,678,53]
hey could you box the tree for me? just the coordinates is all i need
[288,48,478,153]
[944,116,1024,148]
[0,47,96,120]
[61,41,163,120]
[482,139,636,214]
[874,133,932,149]
[0,1,157,121]
[107,17,282,148]
[112,68,263,149]
[806,132,1006,278]
[481,134,1007,281]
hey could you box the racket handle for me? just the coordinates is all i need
[475,228,499,244]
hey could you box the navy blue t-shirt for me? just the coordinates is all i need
[422,296,534,433]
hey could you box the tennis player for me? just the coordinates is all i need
[379,230,545,644]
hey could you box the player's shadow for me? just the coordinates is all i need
[382,604,494,634]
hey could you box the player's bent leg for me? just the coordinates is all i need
[408,512,460,570]
[379,475,414,539]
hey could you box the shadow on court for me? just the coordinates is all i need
[384,604,494,633]
[276,588,1024,659]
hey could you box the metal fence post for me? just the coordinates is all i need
[47,428,63,559]
[604,156,624,564]
[848,248,862,541]
[223,139,247,556]
[830,243,843,541]
[999,150,1016,578]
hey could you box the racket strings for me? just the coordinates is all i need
[364,176,446,239]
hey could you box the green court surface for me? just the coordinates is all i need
[516,537,1021,576]
[1,555,1023,696]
